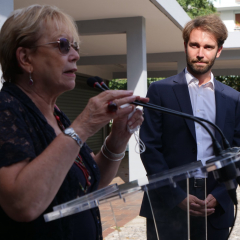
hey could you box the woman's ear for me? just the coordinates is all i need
[16,47,33,72]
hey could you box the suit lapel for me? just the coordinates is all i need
[172,71,196,141]
[214,79,226,143]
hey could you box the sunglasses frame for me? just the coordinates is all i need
[31,37,79,54]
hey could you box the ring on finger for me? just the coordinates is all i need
[107,101,118,112]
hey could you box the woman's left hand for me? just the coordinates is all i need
[106,96,149,153]
[94,95,148,189]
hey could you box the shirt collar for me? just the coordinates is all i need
[185,67,214,89]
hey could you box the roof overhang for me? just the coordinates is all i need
[14,0,240,79]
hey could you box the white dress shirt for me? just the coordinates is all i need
[185,68,216,178]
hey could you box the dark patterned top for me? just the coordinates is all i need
[0,82,102,240]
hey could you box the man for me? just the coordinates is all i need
[140,15,240,240]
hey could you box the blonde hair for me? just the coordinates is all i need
[183,14,228,48]
[0,4,80,82]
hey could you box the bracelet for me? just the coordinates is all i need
[101,136,125,161]
[63,128,83,148]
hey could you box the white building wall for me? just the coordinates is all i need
[214,0,240,32]
[220,10,236,32]
[214,0,240,7]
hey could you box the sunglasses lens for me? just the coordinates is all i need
[59,38,70,54]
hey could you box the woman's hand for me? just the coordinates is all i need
[106,96,149,154]
[93,95,148,189]
[71,90,146,143]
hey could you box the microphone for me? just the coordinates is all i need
[87,77,106,92]
[94,76,110,90]
[87,77,117,112]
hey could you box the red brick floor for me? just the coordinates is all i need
[99,154,144,238]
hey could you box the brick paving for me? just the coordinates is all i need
[100,187,143,238]
[100,154,145,239]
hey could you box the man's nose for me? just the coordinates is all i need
[197,47,204,58]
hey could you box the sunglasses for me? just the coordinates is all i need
[32,38,79,54]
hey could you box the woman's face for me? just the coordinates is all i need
[30,22,80,96]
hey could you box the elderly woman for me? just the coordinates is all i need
[0,5,148,240]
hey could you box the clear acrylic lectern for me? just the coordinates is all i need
[44,149,240,240]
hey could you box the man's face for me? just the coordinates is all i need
[185,28,222,75]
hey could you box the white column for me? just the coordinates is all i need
[0,0,14,87]
[76,17,148,181]
[127,17,147,181]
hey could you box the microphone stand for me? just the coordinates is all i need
[93,76,231,150]
[87,77,239,203]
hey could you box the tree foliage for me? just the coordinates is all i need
[109,76,240,92]
[176,0,216,18]
[109,78,164,90]
[109,79,127,90]
[215,76,240,92]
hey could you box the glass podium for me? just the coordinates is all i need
[44,149,240,240]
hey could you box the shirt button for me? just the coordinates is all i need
[197,142,200,145]
[197,109,200,112]
[93,164,97,168]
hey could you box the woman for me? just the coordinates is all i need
[0,5,148,240]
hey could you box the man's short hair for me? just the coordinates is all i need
[182,14,228,48]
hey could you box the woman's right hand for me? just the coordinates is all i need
[70,90,139,142]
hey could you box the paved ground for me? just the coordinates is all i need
[104,215,146,240]
[229,187,240,240]
[101,155,240,240]
[102,187,240,240]
[100,175,143,238]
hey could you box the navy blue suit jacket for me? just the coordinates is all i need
[140,71,240,229]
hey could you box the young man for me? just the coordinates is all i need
[140,15,240,240]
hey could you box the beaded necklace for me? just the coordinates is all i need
[54,110,91,194]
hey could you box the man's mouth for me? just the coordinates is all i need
[192,61,208,64]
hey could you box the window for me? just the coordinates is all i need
[236,14,240,28]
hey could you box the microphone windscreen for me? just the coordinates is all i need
[94,76,103,84]
[94,76,110,90]
[87,77,97,88]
